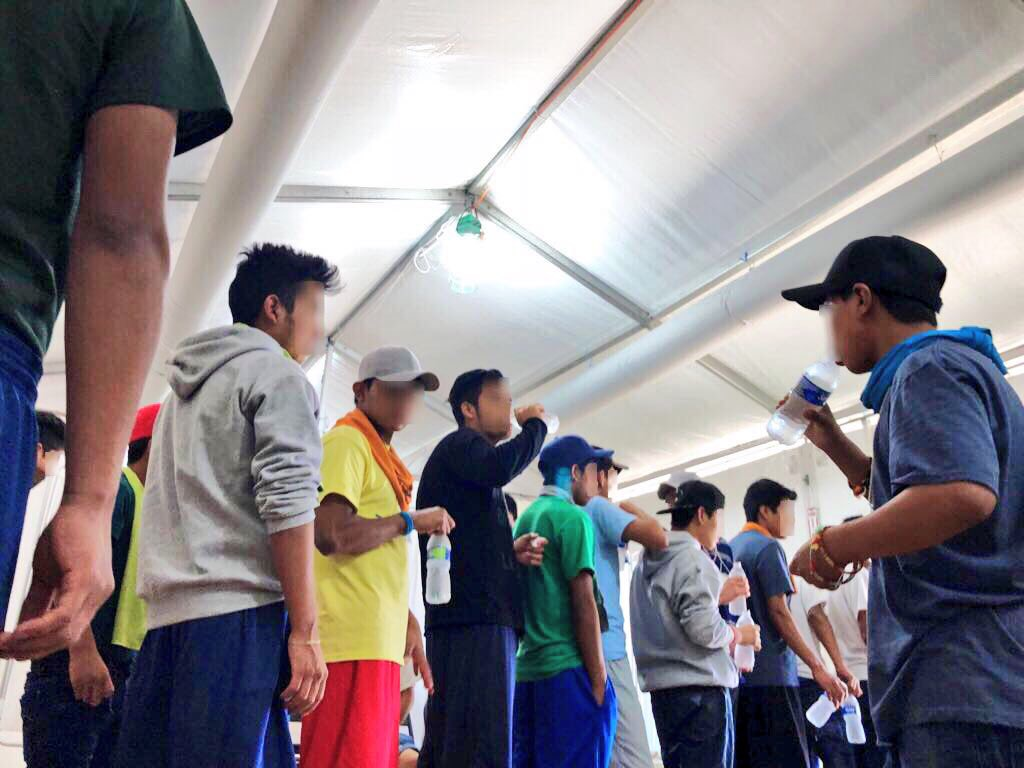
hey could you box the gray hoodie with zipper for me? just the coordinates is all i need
[630,530,739,692]
[138,324,322,629]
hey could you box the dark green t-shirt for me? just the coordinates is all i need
[513,493,597,682]
[0,0,232,358]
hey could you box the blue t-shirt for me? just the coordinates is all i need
[584,496,635,662]
[868,339,1024,742]
[730,528,797,687]
[712,539,735,622]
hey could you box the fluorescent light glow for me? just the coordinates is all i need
[440,231,483,293]
[688,439,803,478]
[612,474,670,502]
[1008,364,1024,379]
[433,222,564,292]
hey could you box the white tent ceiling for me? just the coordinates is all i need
[37,0,1024,493]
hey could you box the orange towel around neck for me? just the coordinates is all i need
[336,409,413,511]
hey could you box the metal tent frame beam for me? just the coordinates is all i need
[695,355,778,413]
[328,205,461,341]
[287,14,1024,438]
[315,0,657,348]
[168,181,469,205]
[478,201,656,329]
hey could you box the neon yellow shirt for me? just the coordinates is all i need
[112,467,147,651]
[315,425,408,664]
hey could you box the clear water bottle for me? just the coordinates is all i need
[842,695,866,744]
[806,692,838,728]
[734,610,756,672]
[767,360,842,445]
[728,561,747,617]
[425,533,452,605]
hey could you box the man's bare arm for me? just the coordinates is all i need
[1,105,176,659]
[618,501,668,551]
[314,495,405,557]
[767,595,846,705]
[808,604,860,697]
[824,482,996,565]
[570,572,607,706]
[314,495,453,557]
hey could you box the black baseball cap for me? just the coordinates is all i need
[781,235,946,312]
[657,479,725,517]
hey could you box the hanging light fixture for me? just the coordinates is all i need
[440,209,484,294]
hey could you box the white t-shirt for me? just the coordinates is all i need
[790,576,828,680]
[825,566,869,681]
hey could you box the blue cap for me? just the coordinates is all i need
[538,436,613,477]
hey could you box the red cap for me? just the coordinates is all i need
[130,404,161,443]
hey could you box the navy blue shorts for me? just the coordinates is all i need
[513,665,617,768]
[113,603,295,768]
[0,328,41,627]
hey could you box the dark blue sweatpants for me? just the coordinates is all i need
[513,665,617,768]
[21,655,134,768]
[420,624,518,768]
[0,328,41,627]
[113,602,295,768]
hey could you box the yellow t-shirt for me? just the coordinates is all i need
[112,467,147,651]
[316,425,408,664]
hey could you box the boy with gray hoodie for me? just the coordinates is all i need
[114,244,340,768]
[630,480,761,768]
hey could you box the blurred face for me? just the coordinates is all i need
[260,281,326,364]
[597,466,619,499]
[355,379,424,435]
[467,379,514,441]
[33,444,64,487]
[762,498,796,539]
[572,462,600,506]
[823,284,881,375]
[692,507,721,550]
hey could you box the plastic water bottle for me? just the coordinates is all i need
[842,695,866,744]
[728,561,747,617]
[767,360,842,445]
[734,611,756,672]
[425,533,452,605]
[806,692,838,728]
[509,410,559,437]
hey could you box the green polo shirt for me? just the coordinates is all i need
[0,0,232,358]
[513,491,598,682]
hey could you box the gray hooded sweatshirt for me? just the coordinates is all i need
[139,324,322,629]
[630,530,739,692]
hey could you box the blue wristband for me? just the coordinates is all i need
[400,511,414,536]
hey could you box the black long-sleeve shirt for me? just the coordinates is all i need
[418,419,547,632]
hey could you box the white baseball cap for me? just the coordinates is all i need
[357,346,439,392]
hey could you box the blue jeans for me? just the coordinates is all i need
[650,685,734,768]
[113,603,295,768]
[21,657,133,768]
[0,328,41,626]
[890,723,1024,768]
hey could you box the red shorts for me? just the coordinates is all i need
[301,660,400,768]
